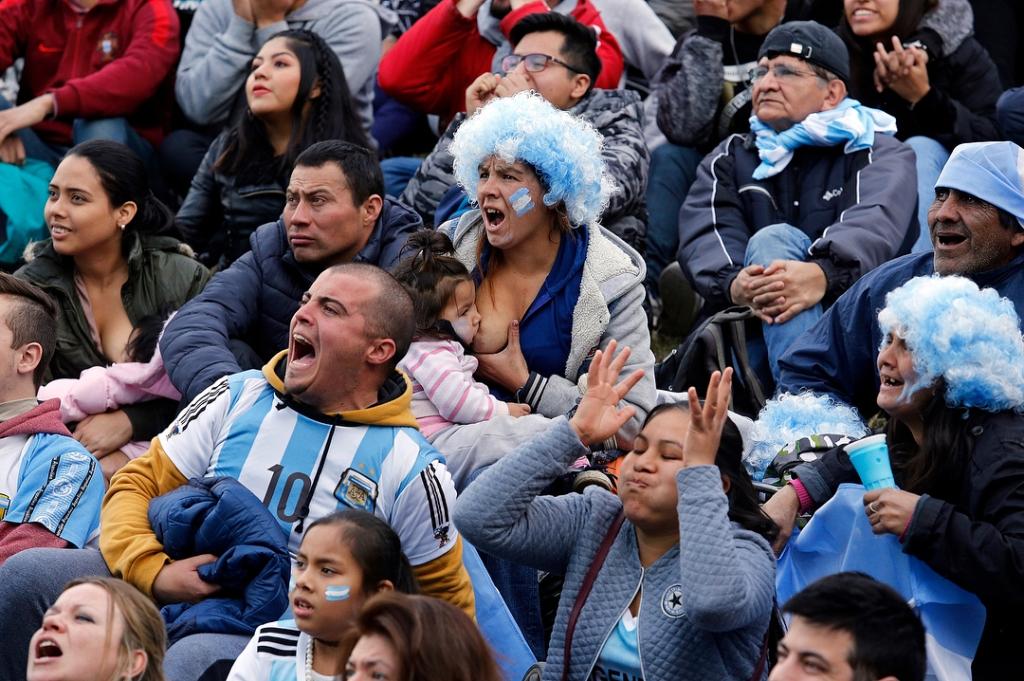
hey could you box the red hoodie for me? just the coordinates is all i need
[378,0,623,124]
[0,0,180,146]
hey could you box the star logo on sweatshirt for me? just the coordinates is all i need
[661,584,685,618]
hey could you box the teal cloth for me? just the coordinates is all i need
[0,159,54,267]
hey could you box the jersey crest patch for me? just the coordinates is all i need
[334,468,378,512]
[0,493,9,521]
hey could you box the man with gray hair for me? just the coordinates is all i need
[777,140,1024,419]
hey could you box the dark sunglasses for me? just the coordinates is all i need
[500,52,584,74]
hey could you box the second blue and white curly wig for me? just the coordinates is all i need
[449,92,612,228]
[744,392,868,479]
[878,275,1024,412]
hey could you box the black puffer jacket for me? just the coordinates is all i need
[793,410,1024,679]
[175,131,287,267]
[677,131,917,312]
[161,197,421,402]
[842,33,1003,147]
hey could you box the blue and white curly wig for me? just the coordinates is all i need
[744,392,868,479]
[877,275,1024,412]
[449,92,612,228]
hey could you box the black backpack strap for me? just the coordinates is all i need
[725,309,767,412]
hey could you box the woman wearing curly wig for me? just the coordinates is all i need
[434,92,656,483]
[767,275,1024,677]
[27,577,165,681]
[176,29,370,267]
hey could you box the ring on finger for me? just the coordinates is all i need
[868,501,880,515]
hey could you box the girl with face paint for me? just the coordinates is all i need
[391,231,534,486]
[226,511,417,681]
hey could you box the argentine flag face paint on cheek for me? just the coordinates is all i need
[325,585,351,601]
[289,573,296,592]
[510,187,534,217]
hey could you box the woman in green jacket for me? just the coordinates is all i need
[17,140,209,478]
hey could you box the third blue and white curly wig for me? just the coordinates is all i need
[449,92,612,228]
[877,275,1024,412]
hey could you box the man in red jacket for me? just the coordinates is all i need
[0,0,180,166]
[378,0,623,125]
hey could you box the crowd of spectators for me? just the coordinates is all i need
[0,0,1023,679]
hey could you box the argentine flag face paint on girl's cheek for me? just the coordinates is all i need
[325,585,351,601]
[510,187,534,217]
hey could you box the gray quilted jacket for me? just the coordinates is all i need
[400,88,649,248]
[455,418,775,681]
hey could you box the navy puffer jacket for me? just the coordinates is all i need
[161,197,422,401]
[148,477,291,644]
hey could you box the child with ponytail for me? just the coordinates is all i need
[227,510,417,681]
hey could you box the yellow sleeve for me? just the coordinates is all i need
[99,439,188,596]
[411,535,476,619]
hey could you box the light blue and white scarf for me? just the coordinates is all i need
[750,98,897,179]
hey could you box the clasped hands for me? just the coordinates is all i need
[873,36,931,105]
[730,260,826,324]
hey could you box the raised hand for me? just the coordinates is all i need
[683,368,733,467]
[569,340,645,446]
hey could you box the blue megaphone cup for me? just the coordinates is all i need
[845,434,897,490]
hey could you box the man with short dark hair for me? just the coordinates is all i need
[377,0,624,124]
[161,141,422,402]
[771,572,926,681]
[0,273,104,564]
[399,12,648,246]
[0,264,472,680]
[777,140,1024,417]
[677,21,917,382]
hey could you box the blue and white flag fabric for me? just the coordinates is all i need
[750,99,897,179]
[777,484,986,681]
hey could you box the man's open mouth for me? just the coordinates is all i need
[291,333,316,364]
[935,231,967,247]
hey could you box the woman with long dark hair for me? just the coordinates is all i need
[766,274,1024,677]
[456,345,779,681]
[17,140,208,479]
[176,29,369,267]
[838,0,1002,251]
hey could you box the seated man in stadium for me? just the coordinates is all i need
[0,275,104,564]
[161,141,421,403]
[778,140,1024,419]
[0,0,179,166]
[377,0,623,125]
[399,12,647,247]
[0,263,473,681]
[771,572,926,681]
[677,21,916,382]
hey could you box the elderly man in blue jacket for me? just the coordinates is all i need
[776,140,1024,418]
[676,21,917,383]
[161,140,422,402]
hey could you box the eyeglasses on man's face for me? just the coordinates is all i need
[501,52,584,74]
[749,63,824,84]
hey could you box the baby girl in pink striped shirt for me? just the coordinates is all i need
[393,230,530,440]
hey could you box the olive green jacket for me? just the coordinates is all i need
[16,233,209,438]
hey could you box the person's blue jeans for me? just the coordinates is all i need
[644,143,703,292]
[381,156,424,199]
[744,223,824,382]
[0,95,154,167]
[905,135,950,253]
